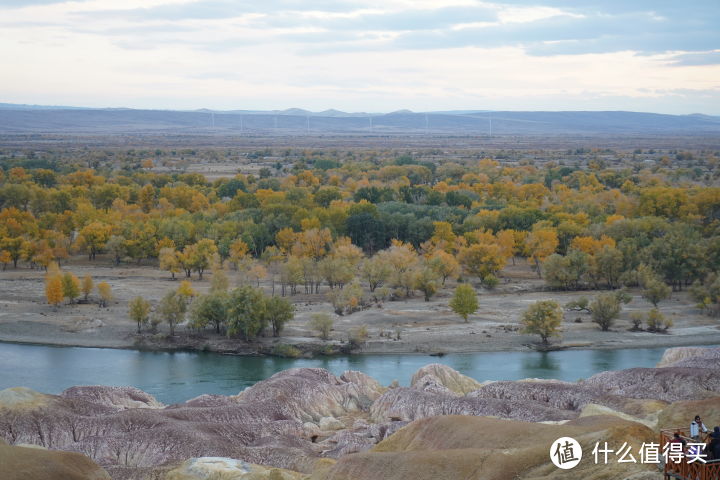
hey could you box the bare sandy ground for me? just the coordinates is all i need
[0,258,719,354]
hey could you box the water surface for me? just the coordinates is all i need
[0,342,685,403]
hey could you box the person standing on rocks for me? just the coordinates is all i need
[690,415,708,441]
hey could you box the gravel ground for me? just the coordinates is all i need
[1,258,719,354]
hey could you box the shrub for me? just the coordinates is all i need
[565,297,590,312]
[373,286,391,303]
[327,280,367,315]
[482,274,499,289]
[272,344,302,358]
[349,325,369,349]
[630,312,644,331]
[310,313,334,340]
[646,308,672,332]
[590,292,622,331]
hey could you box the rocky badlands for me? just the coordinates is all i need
[0,346,718,480]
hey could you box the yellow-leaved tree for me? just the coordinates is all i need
[81,275,94,302]
[159,247,180,280]
[526,228,559,278]
[427,250,460,285]
[97,282,113,307]
[77,221,112,261]
[45,273,64,308]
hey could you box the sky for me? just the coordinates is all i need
[0,0,719,114]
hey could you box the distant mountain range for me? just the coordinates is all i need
[0,103,718,135]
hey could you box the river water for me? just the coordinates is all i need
[0,342,685,404]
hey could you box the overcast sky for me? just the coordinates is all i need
[1,0,718,113]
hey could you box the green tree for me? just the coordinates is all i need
[190,292,228,334]
[309,313,334,340]
[642,279,671,307]
[360,256,392,292]
[183,239,218,280]
[105,235,126,266]
[414,267,440,301]
[264,295,294,337]
[449,283,478,322]
[590,292,622,331]
[543,251,588,290]
[226,286,267,341]
[594,245,623,288]
[521,300,563,345]
[158,290,186,336]
[61,272,80,303]
[458,243,505,279]
[129,296,151,334]
[645,227,704,290]
[210,266,229,293]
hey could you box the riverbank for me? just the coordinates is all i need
[2,262,720,357]
[1,322,720,357]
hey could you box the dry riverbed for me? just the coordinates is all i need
[0,258,719,355]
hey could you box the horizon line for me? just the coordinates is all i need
[0,102,717,117]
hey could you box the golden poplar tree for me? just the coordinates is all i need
[45,274,64,307]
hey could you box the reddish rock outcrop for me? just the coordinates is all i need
[467,380,664,416]
[369,386,576,423]
[62,386,165,411]
[657,346,720,369]
[0,369,385,479]
[581,366,720,402]
[410,364,483,395]
[1,349,718,480]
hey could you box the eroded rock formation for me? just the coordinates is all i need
[0,346,718,480]
[0,438,110,480]
[657,345,720,369]
[0,368,385,479]
[309,415,658,480]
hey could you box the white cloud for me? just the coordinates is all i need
[0,0,718,113]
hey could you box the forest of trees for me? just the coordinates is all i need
[2,146,720,342]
